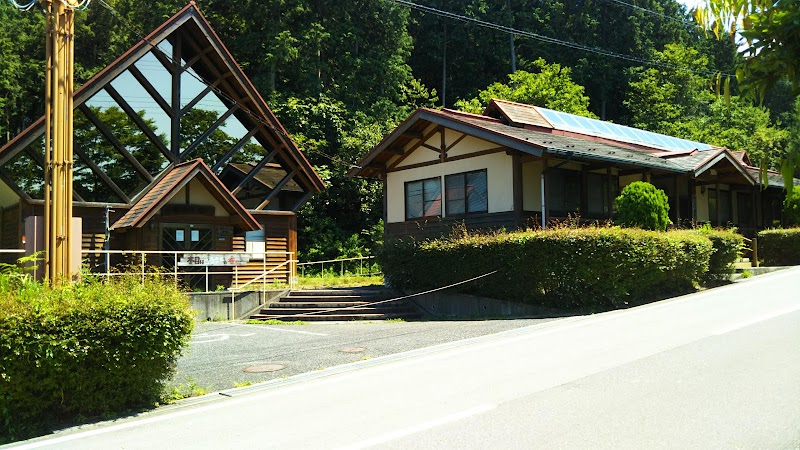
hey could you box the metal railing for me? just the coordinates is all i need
[79,249,295,293]
[297,255,379,277]
[229,258,297,305]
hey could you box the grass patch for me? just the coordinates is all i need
[162,378,208,403]
[384,318,405,323]
[233,381,253,388]
[245,319,309,325]
[297,273,384,289]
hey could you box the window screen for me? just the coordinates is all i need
[445,170,488,215]
[405,177,442,220]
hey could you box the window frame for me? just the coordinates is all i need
[444,169,489,217]
[404,176,443,221]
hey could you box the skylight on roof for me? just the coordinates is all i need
[536,107,714,152]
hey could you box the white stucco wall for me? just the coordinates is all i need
[619,174,644,190]
[386,152,513,223]
[522,160,542,212]
[167,179,228,217]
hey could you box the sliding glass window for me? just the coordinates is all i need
[445,170,488,215]
[405,177,442,220]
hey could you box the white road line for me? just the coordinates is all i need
[250,326,329,336]
[227,322,329,336]
[336,404,497,450]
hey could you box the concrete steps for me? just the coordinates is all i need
[249,287,421,321]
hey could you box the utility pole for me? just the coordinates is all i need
[44,0,78,283]
[10,0,81,282]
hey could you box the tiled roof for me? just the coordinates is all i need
[438,111,685,172]
[112,159,259,231]
[228,163,303,192]
[485,99,553,128]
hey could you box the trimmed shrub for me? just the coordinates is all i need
[0,273,194,442]
[784,185,800,227]
[758,228,800,266]
[695,227,744,281]
[615,181,671,231]
[381,227,713,310]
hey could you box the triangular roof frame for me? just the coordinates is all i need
[111,158,260,231]
[0,2,324,206]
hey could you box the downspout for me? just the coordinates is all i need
[540,172,546,229]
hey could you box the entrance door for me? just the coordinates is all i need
[161,224,214,290]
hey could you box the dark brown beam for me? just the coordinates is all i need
[128,65,174,118]
[180,105,240,160]
[180,79,222,116]
[290,191,313,212]
[256,169,298,210]
[211,127,259,173]
[74,146,130,203]
[0,167,32,201]
[105,85,174,163]
[170,34,182,158]
[231,148,278,195]
[402,130,424,140]
[80,104,154,183]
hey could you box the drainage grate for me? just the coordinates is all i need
[242,364,286,373]
[340,347,367,354]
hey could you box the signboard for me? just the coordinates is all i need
[178,253,251,267]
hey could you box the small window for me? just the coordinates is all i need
[445,170,488,215]
[405,177,442,220]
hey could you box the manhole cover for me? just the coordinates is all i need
[340,347,366,353]
[242,364,286,373]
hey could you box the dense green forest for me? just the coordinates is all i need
[1,0,797,260]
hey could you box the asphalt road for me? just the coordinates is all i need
[9,267,800,449]
[175,318,557,392]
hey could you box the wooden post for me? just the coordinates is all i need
[752,238,759,268]
[715,183,721,226]
[512,152,522,228]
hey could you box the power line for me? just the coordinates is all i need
[597,0,693,25]
[389,0,732,78]
[95,0,361,170]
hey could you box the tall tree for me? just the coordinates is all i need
[454,58,596,117]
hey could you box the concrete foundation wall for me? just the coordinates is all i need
[410,291,561,319]
[188,289,286,321]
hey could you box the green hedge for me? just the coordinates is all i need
[698,228,744,281]
[381,227,717,310]
[0,274,194,442]
[757,228,800,266]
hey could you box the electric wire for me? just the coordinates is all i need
[8,0,37,11]
[388,0,733,78]
[597,0,693,25]
[95,0,361,170]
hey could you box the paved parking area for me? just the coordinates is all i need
[172,318,559,392]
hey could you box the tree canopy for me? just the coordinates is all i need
[1,0,797,258]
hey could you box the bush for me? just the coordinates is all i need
[783,185,800,227]
[758,228,800,266]
[615,181,671,231]
[0,273,194,442]
[695,227,744,281]
[381,226,713,311]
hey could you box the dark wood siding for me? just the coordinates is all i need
[386,212,519,240]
